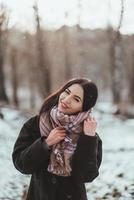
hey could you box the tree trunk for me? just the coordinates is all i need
[108,28,125,104]
[33,3,51,98]
[129,50,134,104]
[63,25,72,80]
[36,29,51,96]
[0,30,8,103]
[10,47,19,107]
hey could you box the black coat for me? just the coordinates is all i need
[12,115,102,200]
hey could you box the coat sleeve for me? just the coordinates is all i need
[12,116,51,175]
[72,133,102,183]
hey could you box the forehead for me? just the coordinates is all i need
[67,84,83,97]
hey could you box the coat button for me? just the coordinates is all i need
[66,194,72,199]
[51,176,57,184]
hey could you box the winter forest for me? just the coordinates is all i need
[0,0,134,199]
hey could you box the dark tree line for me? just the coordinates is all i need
[0,1,134,116]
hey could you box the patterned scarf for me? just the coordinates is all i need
[39,106,91,176]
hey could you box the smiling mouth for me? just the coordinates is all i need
[60,102,69,109]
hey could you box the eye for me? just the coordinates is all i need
[65,89,70,94]
[74,98,80,102]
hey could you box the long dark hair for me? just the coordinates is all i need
[39,78,98,115]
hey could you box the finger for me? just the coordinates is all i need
[88,115,92,120]
[57,135,65,141]
[93,118,97,124]
[85,117,89,121]
[84,119,88,124]
[57,133,66,137]
[90,117,94,122]
[57,130,66,134]
[89,116,95,121]
[59,132,66,135]
[92,117,96,121]
[55,129,66,133]
[87,117,92,121]
[55,127,65,130]
[60,135,66,139]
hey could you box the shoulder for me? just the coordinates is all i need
[78,132,102,146]
[20,115,40,136]
[23,115,39,129]
[95,133,102,145]
[18,115,40,140]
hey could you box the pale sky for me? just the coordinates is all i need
[0,0,134,35]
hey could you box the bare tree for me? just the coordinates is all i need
[129,50,134,104]
[63,13,72,80]
[24,32,36,109]
[33,2,51,98]
[10,46,19,107]
[107,0,125,106]
[77,0,82,29]
[0,4,9,103]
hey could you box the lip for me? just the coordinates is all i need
[60,102,69,109]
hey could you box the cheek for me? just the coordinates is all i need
[78,104,83,111]
[73,102,83,111]
[79,102,83,111]
[59,93,65,101]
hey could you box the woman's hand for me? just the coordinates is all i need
[45,127,66,147]
[83,116,97,136]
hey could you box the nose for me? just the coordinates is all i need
[63,95,71,104]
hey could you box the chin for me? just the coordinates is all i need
[57,106,65,113]
[58,106,69,114]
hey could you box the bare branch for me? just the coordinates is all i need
[0,4,9,30]
[117,0,124,32]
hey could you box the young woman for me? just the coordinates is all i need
[12,78,102,200]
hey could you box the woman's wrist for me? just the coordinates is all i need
[84,132,96,136]
[45,138,52,149]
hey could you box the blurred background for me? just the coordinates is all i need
[0,0,134,199]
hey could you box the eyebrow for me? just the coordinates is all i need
[66,88,82,101]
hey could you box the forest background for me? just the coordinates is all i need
[0,0,134,199]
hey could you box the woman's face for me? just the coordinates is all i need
[58,84,84,114]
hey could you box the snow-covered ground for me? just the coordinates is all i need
[86,103,134,200]
[0,103,134,200]
[0,107,30,200]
